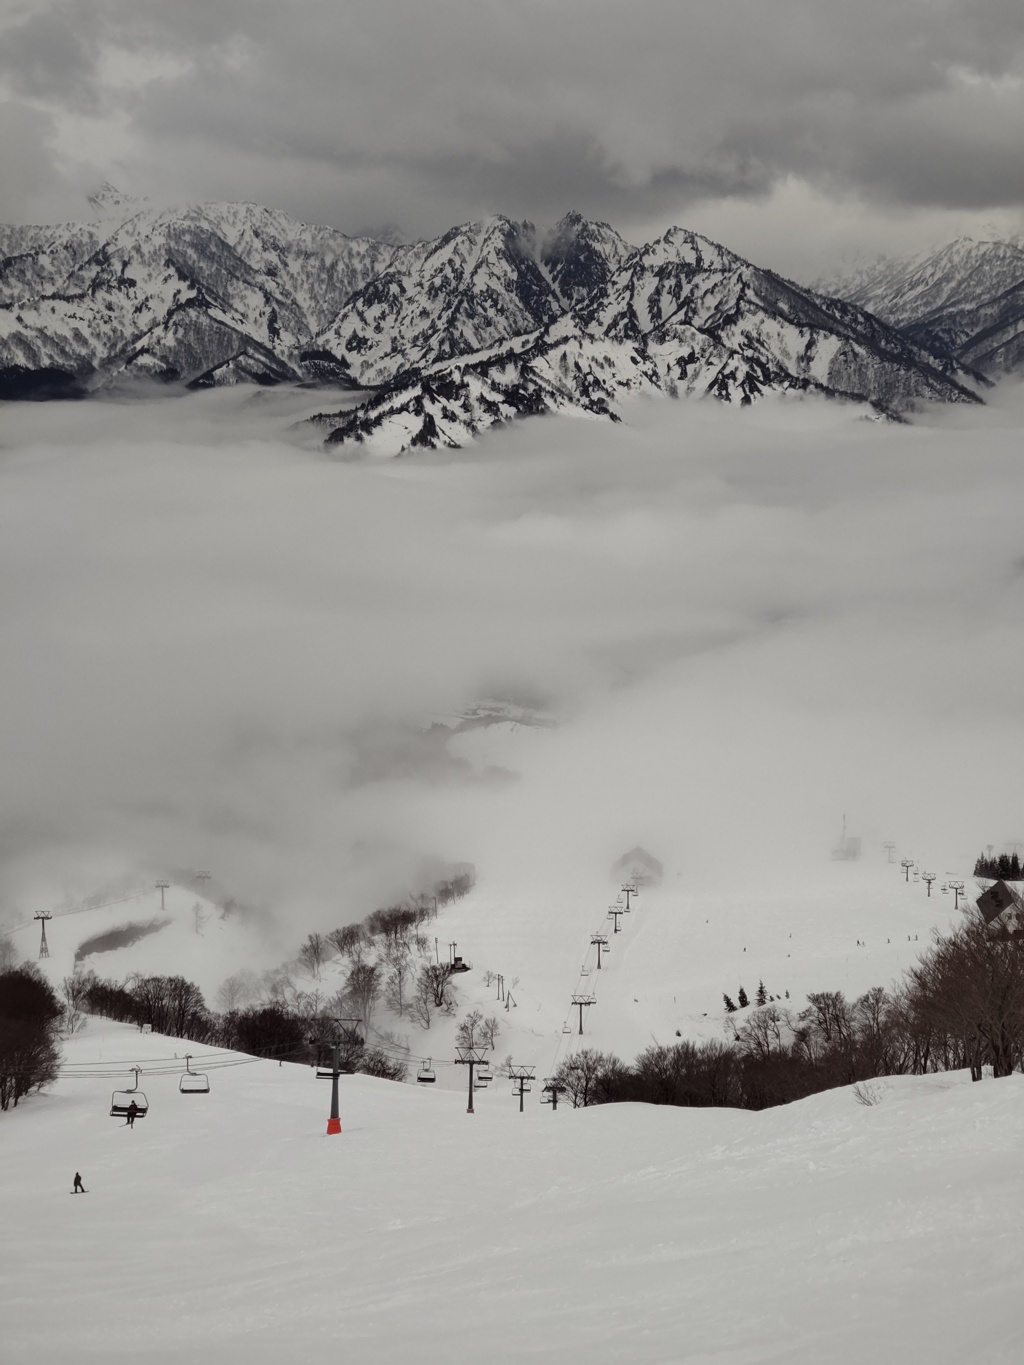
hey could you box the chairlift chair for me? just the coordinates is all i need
[179,1055,210,1094]
[476,1067,493,1084]
[416,1059,436,1084]
[110,1069,149,1119]
[562,1023,572,1034]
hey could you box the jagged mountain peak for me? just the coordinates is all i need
[0,196,988,432]
[86,182,147,217]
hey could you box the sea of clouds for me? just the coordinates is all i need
[3,383,1024,933]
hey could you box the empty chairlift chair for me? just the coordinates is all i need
[179,1054,210,1095]
[416,1059,436,1084]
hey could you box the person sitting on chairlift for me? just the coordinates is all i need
[125,1100,139,1128]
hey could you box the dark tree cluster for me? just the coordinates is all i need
[973,852,1021,879]
[77,969,407,1077]
[81,972,216,1042]
[0,967,62,1110]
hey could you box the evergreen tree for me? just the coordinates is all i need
[756,980,767,1007]
[1011,853,1021,879]
[723,994,736,1013]
[737,985,749,1008]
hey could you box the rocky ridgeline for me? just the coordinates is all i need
[0,195,996,451]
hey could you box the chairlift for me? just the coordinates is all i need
[476,1067,493,1084]
[416,1059,436,1084]
[110,1067,149,1119]
[562,1023,572,1034]
[580,967,590,977]
[179,1054,210,1095]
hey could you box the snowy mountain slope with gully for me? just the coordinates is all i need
[818,234,1024,378]
[1,195,983,443]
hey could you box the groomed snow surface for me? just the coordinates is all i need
[4,1018,1022,1365]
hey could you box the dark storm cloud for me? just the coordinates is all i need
[2,0,1023,239]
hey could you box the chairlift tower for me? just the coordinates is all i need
[620,883,638,911]
[570,994,596,1034]
[900,859,915,883]
[884,842,896,863]
[195,870,211,894]
[590,934,609,968]
[455,1045,490,1114]
[922,872,936,897]
[541,1078,565,1110]
[34,911,51,959]
[508,1064,536,1112]
[313,1016,362,1135]
[156,880,170,912]
[948,879,966,910]
[607,905,626,933]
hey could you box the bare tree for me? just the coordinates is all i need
[327,924,363,957]
[216,968,261,1013]
[58,970,95,1035]
[422,962,456,1009]
[297,932,328,981]
[552,1048,617,1108]
[342,961,382,1034]
[382,942,414,1016]
[737,1005,787,1062]
[455,1008,485,1049]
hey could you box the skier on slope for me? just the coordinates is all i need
[72,1172,85,1193]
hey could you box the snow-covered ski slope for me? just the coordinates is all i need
[4,1019,1023,1365]
[7,846,971,1093]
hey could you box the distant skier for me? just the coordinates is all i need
[125,1100,139,1128]
[72,1172,85,1193]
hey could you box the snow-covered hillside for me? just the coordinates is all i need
[818,235,1024,376]
[7,828,974,1087]
[3,1017,1022,1365]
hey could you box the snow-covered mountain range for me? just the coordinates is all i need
[0,193,993,450]
[819,234,1024,377]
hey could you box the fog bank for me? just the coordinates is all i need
[3,385,1023,929]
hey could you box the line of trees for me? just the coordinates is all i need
[0,966,62,1110]
[973,852,1021,879]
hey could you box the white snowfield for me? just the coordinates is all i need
[3,1019,1022,1365]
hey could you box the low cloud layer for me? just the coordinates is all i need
[3,384,1024,933]
[2,1,1024,274]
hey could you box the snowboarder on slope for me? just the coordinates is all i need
[125,1100,139,1128]
[73,1173,85,1193]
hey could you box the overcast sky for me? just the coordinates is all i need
[2,0,1024,275]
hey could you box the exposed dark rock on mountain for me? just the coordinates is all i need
[818,236,1024,378]
[0,192,984,451]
